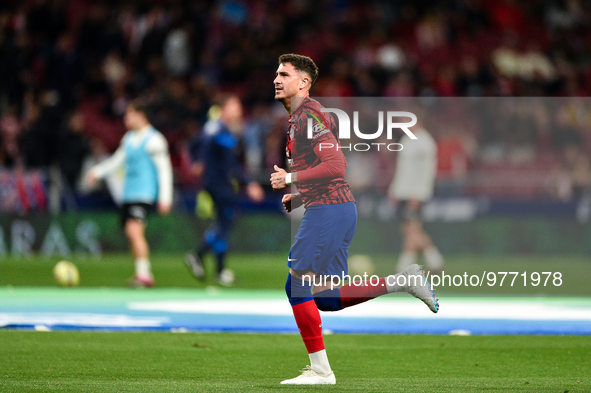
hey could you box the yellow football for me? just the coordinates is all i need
[53,261,80,287]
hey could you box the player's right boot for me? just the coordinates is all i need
[280,366,336,385]
[126,275,154,288]
[216,268,235,287]
[185,253,205,280]
[403,264,439,313]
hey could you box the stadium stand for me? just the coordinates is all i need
[1,0,590,210]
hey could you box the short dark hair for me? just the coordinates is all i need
[278,53,319,85]
[128,99,151,117]
[214,93,240,108]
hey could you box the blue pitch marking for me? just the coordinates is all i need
[4,314,591,335]
[1,288,591,335]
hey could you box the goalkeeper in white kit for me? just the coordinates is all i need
[388,124,444,274]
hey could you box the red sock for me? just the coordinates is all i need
[339,277,388,309]
[291,300,324,353]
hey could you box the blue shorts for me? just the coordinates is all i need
[288,202,357,277]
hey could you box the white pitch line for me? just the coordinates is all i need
[0,313,169,327]
[127,298,591,321]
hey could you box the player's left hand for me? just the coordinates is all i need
[158,203,172,215]
[247,182,265,203]
[191,162,204,178]
[281,193,292,212]
[270,165,288,190]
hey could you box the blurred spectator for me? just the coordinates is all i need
[20,100,49,168]
[57,110,91,189]
[435,125,475,196]
[558,145,591,200]
[21,90,62,169]
[243,103,272,176]
[163,23,192,76]
[1,0,591,204]
[0,105,22,167]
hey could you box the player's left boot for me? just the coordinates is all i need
[185,253,205,279]
[403,264,439,313]
[280,366,336,385]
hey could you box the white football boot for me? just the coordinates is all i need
[216,268,235,287]
[404,264,439,313]
[280,366,336,385]
[185,253,205,279]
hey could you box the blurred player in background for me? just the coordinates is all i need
[388,123,444,274]
[271,53,438,385]
[185,94,264,286]
[86,101,173,287]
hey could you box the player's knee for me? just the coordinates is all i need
[313,288,343,311]
[421,233,433,248]
[285,273,313,306]
[124,221,142,240]
[204,231,217,245]
[404,235,421,252]
[408,222,423,236]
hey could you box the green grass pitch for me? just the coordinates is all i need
[0,331,589,392]
[1,252,590,391]
[1,252,590,295]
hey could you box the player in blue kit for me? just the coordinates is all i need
[86,101,173,287]
[185,94,264,286]
[271,54,439,385]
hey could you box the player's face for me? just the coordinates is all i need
[221,97,243,128]
[224,97,242,121]
[124,107,140,130]
[274,62,305,101]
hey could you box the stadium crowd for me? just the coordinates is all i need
[1,0,591,202]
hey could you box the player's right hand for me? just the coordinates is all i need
[282,194,292,213]
[158,203,172,215]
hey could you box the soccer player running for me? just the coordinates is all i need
[388,122,445,274]
[86,101,173,287]
[271,53,439,385]
[185,94,264,286]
